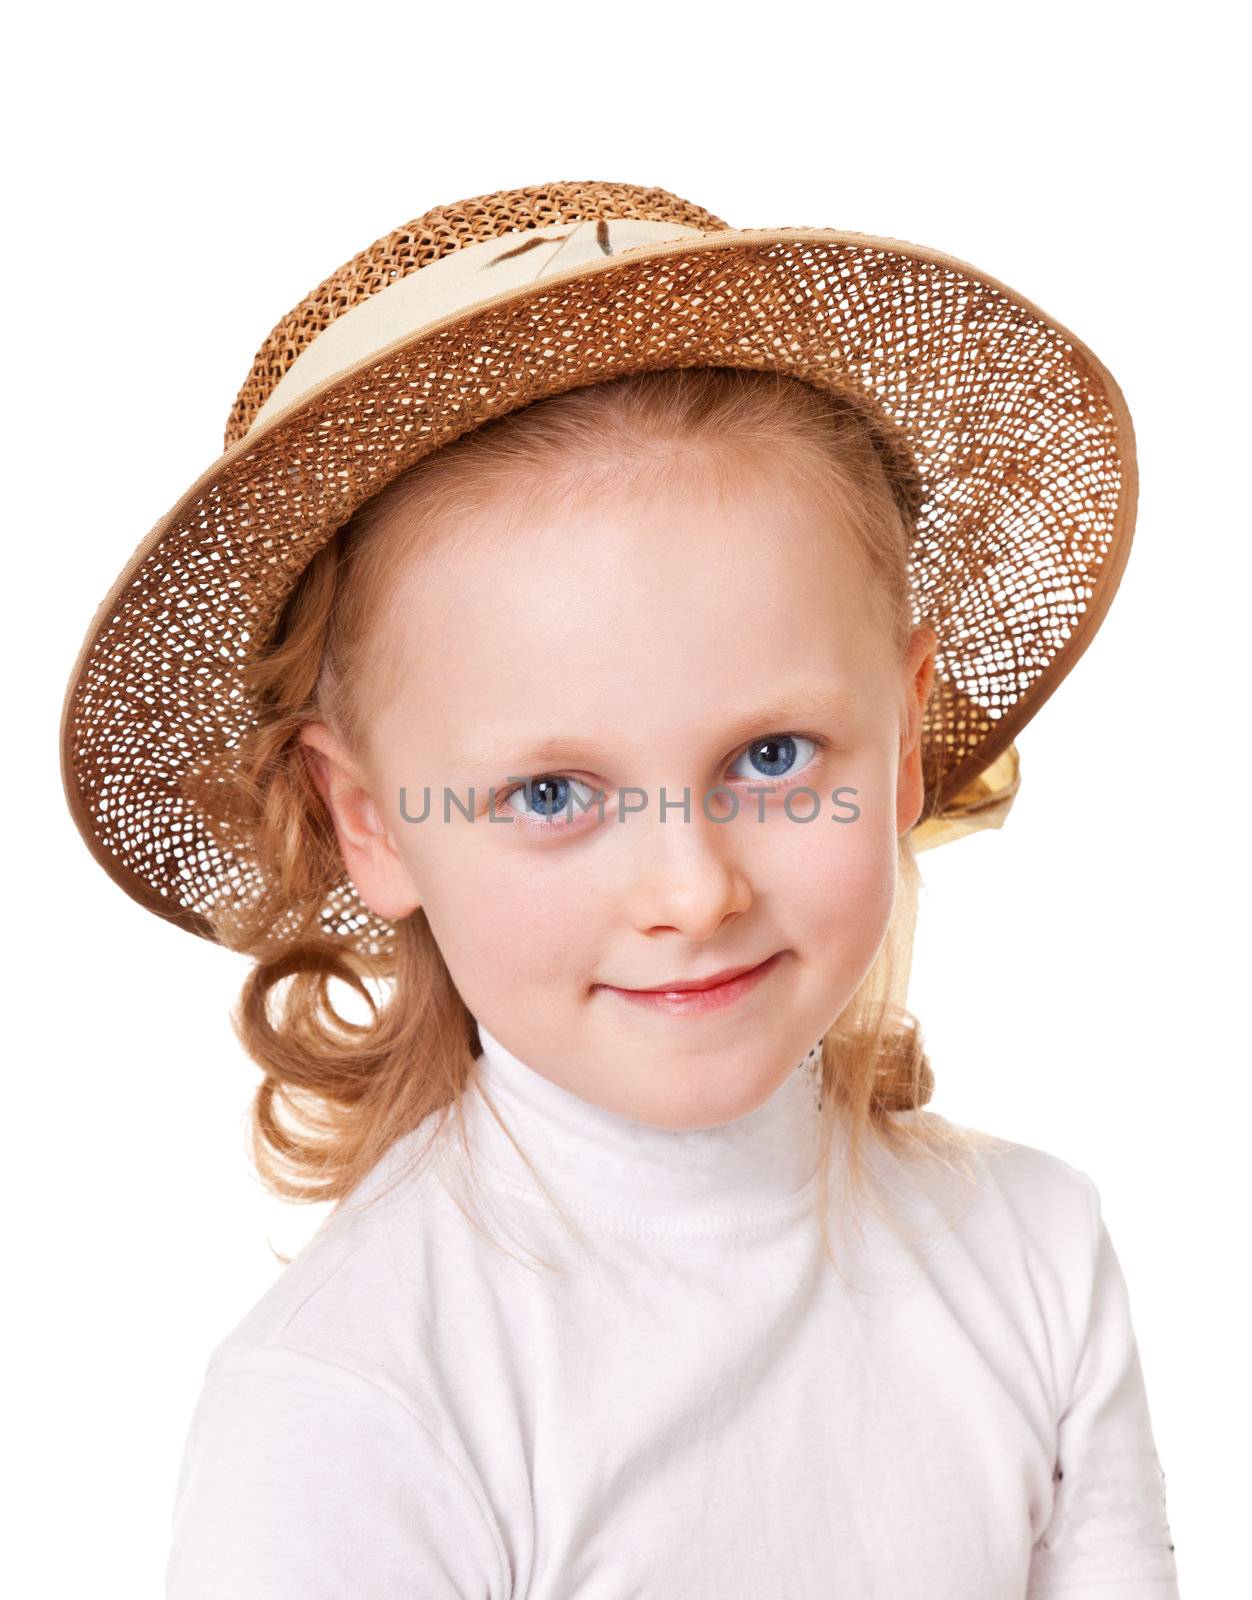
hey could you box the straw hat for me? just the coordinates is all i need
[60,179,1135,955]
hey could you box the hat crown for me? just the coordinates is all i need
[225,182,729,449]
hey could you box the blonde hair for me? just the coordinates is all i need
[188,367,1003,1275]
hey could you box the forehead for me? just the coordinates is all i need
[373,469,892,759]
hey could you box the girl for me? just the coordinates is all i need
[60,181,1180,1597]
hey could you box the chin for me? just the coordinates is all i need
[652,1065,785,1132]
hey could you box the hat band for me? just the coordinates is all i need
[248,216,709,437]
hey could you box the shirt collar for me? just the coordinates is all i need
[461,1019,828,1227]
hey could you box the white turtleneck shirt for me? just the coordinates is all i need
[165,1023,1180,1598]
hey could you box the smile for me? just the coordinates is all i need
[595,951,786,1016]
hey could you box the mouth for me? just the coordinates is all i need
[594,951,786,1015]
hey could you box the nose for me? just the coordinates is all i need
[623,803,753,939]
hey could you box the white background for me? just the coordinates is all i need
[7,2,1244,1593]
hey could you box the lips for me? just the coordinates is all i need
[610,957,775,995]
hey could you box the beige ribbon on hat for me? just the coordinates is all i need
[911,743,1021,852]
[249,217,708,436]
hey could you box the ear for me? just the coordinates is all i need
[896,623,938,837]
[297,721,421,921]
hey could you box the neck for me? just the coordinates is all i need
[460,1020,828,1229]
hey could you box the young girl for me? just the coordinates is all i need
[60,180,1180,1597]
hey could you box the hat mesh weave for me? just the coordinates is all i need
[225,182,732,450]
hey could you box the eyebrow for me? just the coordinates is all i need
[452,686,862,774]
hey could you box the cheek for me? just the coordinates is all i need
[399,827,594,997]
[771,775,899,963]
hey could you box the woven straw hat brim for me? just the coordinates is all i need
[60,197,1136,954]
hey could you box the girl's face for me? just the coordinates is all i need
[302,464,935,1131]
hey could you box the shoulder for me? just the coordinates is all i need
[879,1109,1100,1233]
[863,1111,1106,1310]
[854,1117,1114,1420]
[169,1313,512,1597]
[170,1127,530,1595]
[169,1127,518,1595]
[964,1125,1101,1244]
[203,1122,466,1383]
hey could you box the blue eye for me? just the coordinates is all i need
[504,774,597,825]
[729,733,816,783]
[499,731,821,832]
